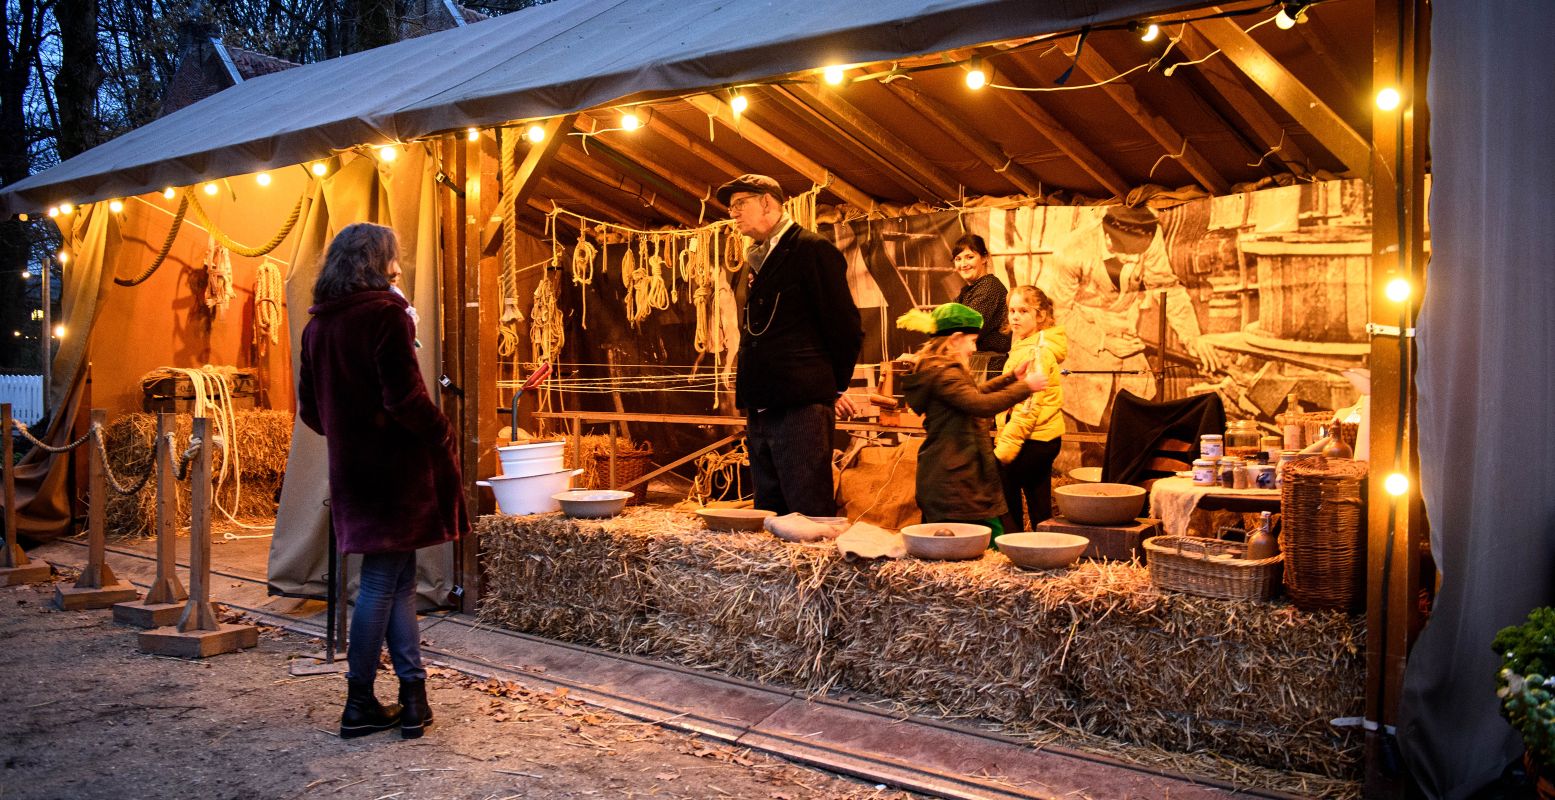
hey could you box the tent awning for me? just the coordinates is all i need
[0,0,1182,214]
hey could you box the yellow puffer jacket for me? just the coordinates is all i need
[994,325,1067,463]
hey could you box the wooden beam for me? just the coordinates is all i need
[886,82,1046,198]
[549,152,687,227]
[1176,27,1314,175]
[1071,46,1229,194]
[780,85,961,201]
[1295,18,1366,118]
[645,114,749,186]
[985,60,1132,199]
[685,93,877,214]
[457,131,503,614]
[1196,14,1371,175]
[568,136,707,222]
[506,115,576,213]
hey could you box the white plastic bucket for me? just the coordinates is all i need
[497,441,566,464]
[498,455,566,478]
[477,468,583,515]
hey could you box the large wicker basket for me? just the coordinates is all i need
[1143,535,1283,601]
[591,446,654,505]
[1279,456,1368,611]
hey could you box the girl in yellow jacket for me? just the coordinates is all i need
[995,286,1067,530]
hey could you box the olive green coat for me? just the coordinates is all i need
[902,356,1033,522]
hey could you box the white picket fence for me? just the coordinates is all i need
[0,374,44,425]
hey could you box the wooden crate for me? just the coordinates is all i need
[1035,516,1159,562]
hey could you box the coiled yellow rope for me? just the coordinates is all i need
[186,188,304,259]
[253,259,283,349]
[114,194,190,287]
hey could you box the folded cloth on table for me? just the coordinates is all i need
[836,521,906,561]
[764,513,850,543]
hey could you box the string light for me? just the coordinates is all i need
[1275,2,1307,29]
[11,331,18,337]
[1139,23,1161,42]
[526,124,546,144]
[108,199,124,213]
[311,162,328,176]
[823,65,846,85]
[965,58,987,90]
[17,213,27,222]
[53,324,65,339]
[730,93,749,115]
[376,145,398,162]
[1384,472,1409,496]
[57,251,69,264]
[256,172,272,186]
[1376,87,1402,111]
[162,187,176,199]
[59,203,74,215]
[203,182,219,196]
[1385,277,1411,303]
[47,207,59,218]
[620,112,641,131]
[20,270,30,279]
[467,128,480,142]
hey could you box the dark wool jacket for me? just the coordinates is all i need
[735,225,863,410]
[298,290,469,555]
[903,356,1033,522]
[955,273,1011,357]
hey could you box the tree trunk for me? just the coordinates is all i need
[55,0,103,159]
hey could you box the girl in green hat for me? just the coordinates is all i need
[898,303,1049,539]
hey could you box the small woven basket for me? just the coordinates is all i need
[1279,456,1367,611]
[1277,410,1358,451]
[592,446,654,505]
[1143,535,1282,601]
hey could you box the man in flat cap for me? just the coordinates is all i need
[1049,204,1221,426]
[718,174,863,516]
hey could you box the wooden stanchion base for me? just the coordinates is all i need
[1,562,53,586]
[112,601,186,628]
[54,581,142,610]
[138,622,259,658]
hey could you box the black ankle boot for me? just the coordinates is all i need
[399,678,432,739]
[340,678,401,739]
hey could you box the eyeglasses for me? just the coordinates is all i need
[728,195,763,216]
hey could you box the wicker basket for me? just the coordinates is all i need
[1143,535,1283,601]
[1279,456,1367,611]
[1277,410,1358,451]
[591,446,654,505]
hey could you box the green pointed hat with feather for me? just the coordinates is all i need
[895,303,983,336]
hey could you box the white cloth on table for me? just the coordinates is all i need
[1148,476,1279,536]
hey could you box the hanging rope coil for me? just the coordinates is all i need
[186,188,304,259]
[114,194,190,287]
[688,442,750,506]
[254,259,284,347]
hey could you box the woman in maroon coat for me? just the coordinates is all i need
[298,223,468,740]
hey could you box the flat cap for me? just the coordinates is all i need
[716,174,785,206]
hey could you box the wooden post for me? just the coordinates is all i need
[113,412,187,627]
[139,418,258,657]
[2,403,52,585]
[54,409,139,609]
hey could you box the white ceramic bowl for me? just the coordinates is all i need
[498,441,566,464]
[478,468,583,515]
[499,455,566,478]
[900,523,991,560]
[553,489,633,519]
[1066,466,1103,483]
[995,532,1090,569]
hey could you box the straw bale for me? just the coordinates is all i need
[476,510,1363,785]
[103,411,292,538]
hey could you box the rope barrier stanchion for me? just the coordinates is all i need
[139,417,258,658]
[113,413,188,628]
[54,409,141,610]
[289,500,347,676]
[2,403,52,585]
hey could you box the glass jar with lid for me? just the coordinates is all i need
[1225,419,1262,459]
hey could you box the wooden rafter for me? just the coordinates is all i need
[886,82,1046,198]
[1295,18,1365,120]
[778,84,961,201]
[554,146,699,227]
[1175,27,1314,175]
[572,118,715,219]
[504,114,575,215]
[685,93,877,214]
[1071,46,1229,194]
[985,59,1131,199]
[545,156,671,227]
[644,113,748,188]
[1195,15,1370,175]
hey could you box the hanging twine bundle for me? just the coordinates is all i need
[253,259,283,348]
[203,236,236,318]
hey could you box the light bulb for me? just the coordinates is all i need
[311,162,328,176]
[21,270,30,279]
[965,60,987,91]
[16,213,26,222]
[11,331,18,337]
[1376,87,1402,111]
[467,128,480,142]
[1385,277,1411,303]
[525,124,546,144]
[59,203,74,215]
[1275,9,1297,29]
[162,187,176,199]
[108,199,124,213]
[47,207,59,218]
[730,94,749,115]
[1140,23,1160,42]
[256,172,272,186]
[620,112,641,131]
[53,324,65,339]
[1384,472,1409,496]
[823,65,845,85]
[57,251,69,264]
[377,145,398,162]
[203,182,218,196]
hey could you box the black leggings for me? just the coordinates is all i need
[1001,438,1062,531]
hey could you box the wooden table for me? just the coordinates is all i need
[1148,476,1281,537]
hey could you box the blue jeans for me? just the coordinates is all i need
[347,550,425,683]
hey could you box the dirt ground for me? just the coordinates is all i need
[0,578,926,800]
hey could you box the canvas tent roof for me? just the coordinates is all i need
[0,0,1306,214]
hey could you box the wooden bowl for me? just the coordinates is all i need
[900,523,991,560]
[995,532,1089,570]
[1066,466,1103,483]
[1053,482,1146,526]
[553,490,633,519]
[696,508,776,532]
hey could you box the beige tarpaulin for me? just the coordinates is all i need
[267,144,453,606]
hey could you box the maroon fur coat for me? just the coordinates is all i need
[298,290,468,554]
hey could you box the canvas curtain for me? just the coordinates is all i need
[267,144,453,606]
[1398,1,1555,796]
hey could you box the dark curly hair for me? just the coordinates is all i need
[312,223,398,304]
[951,233,990,259]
